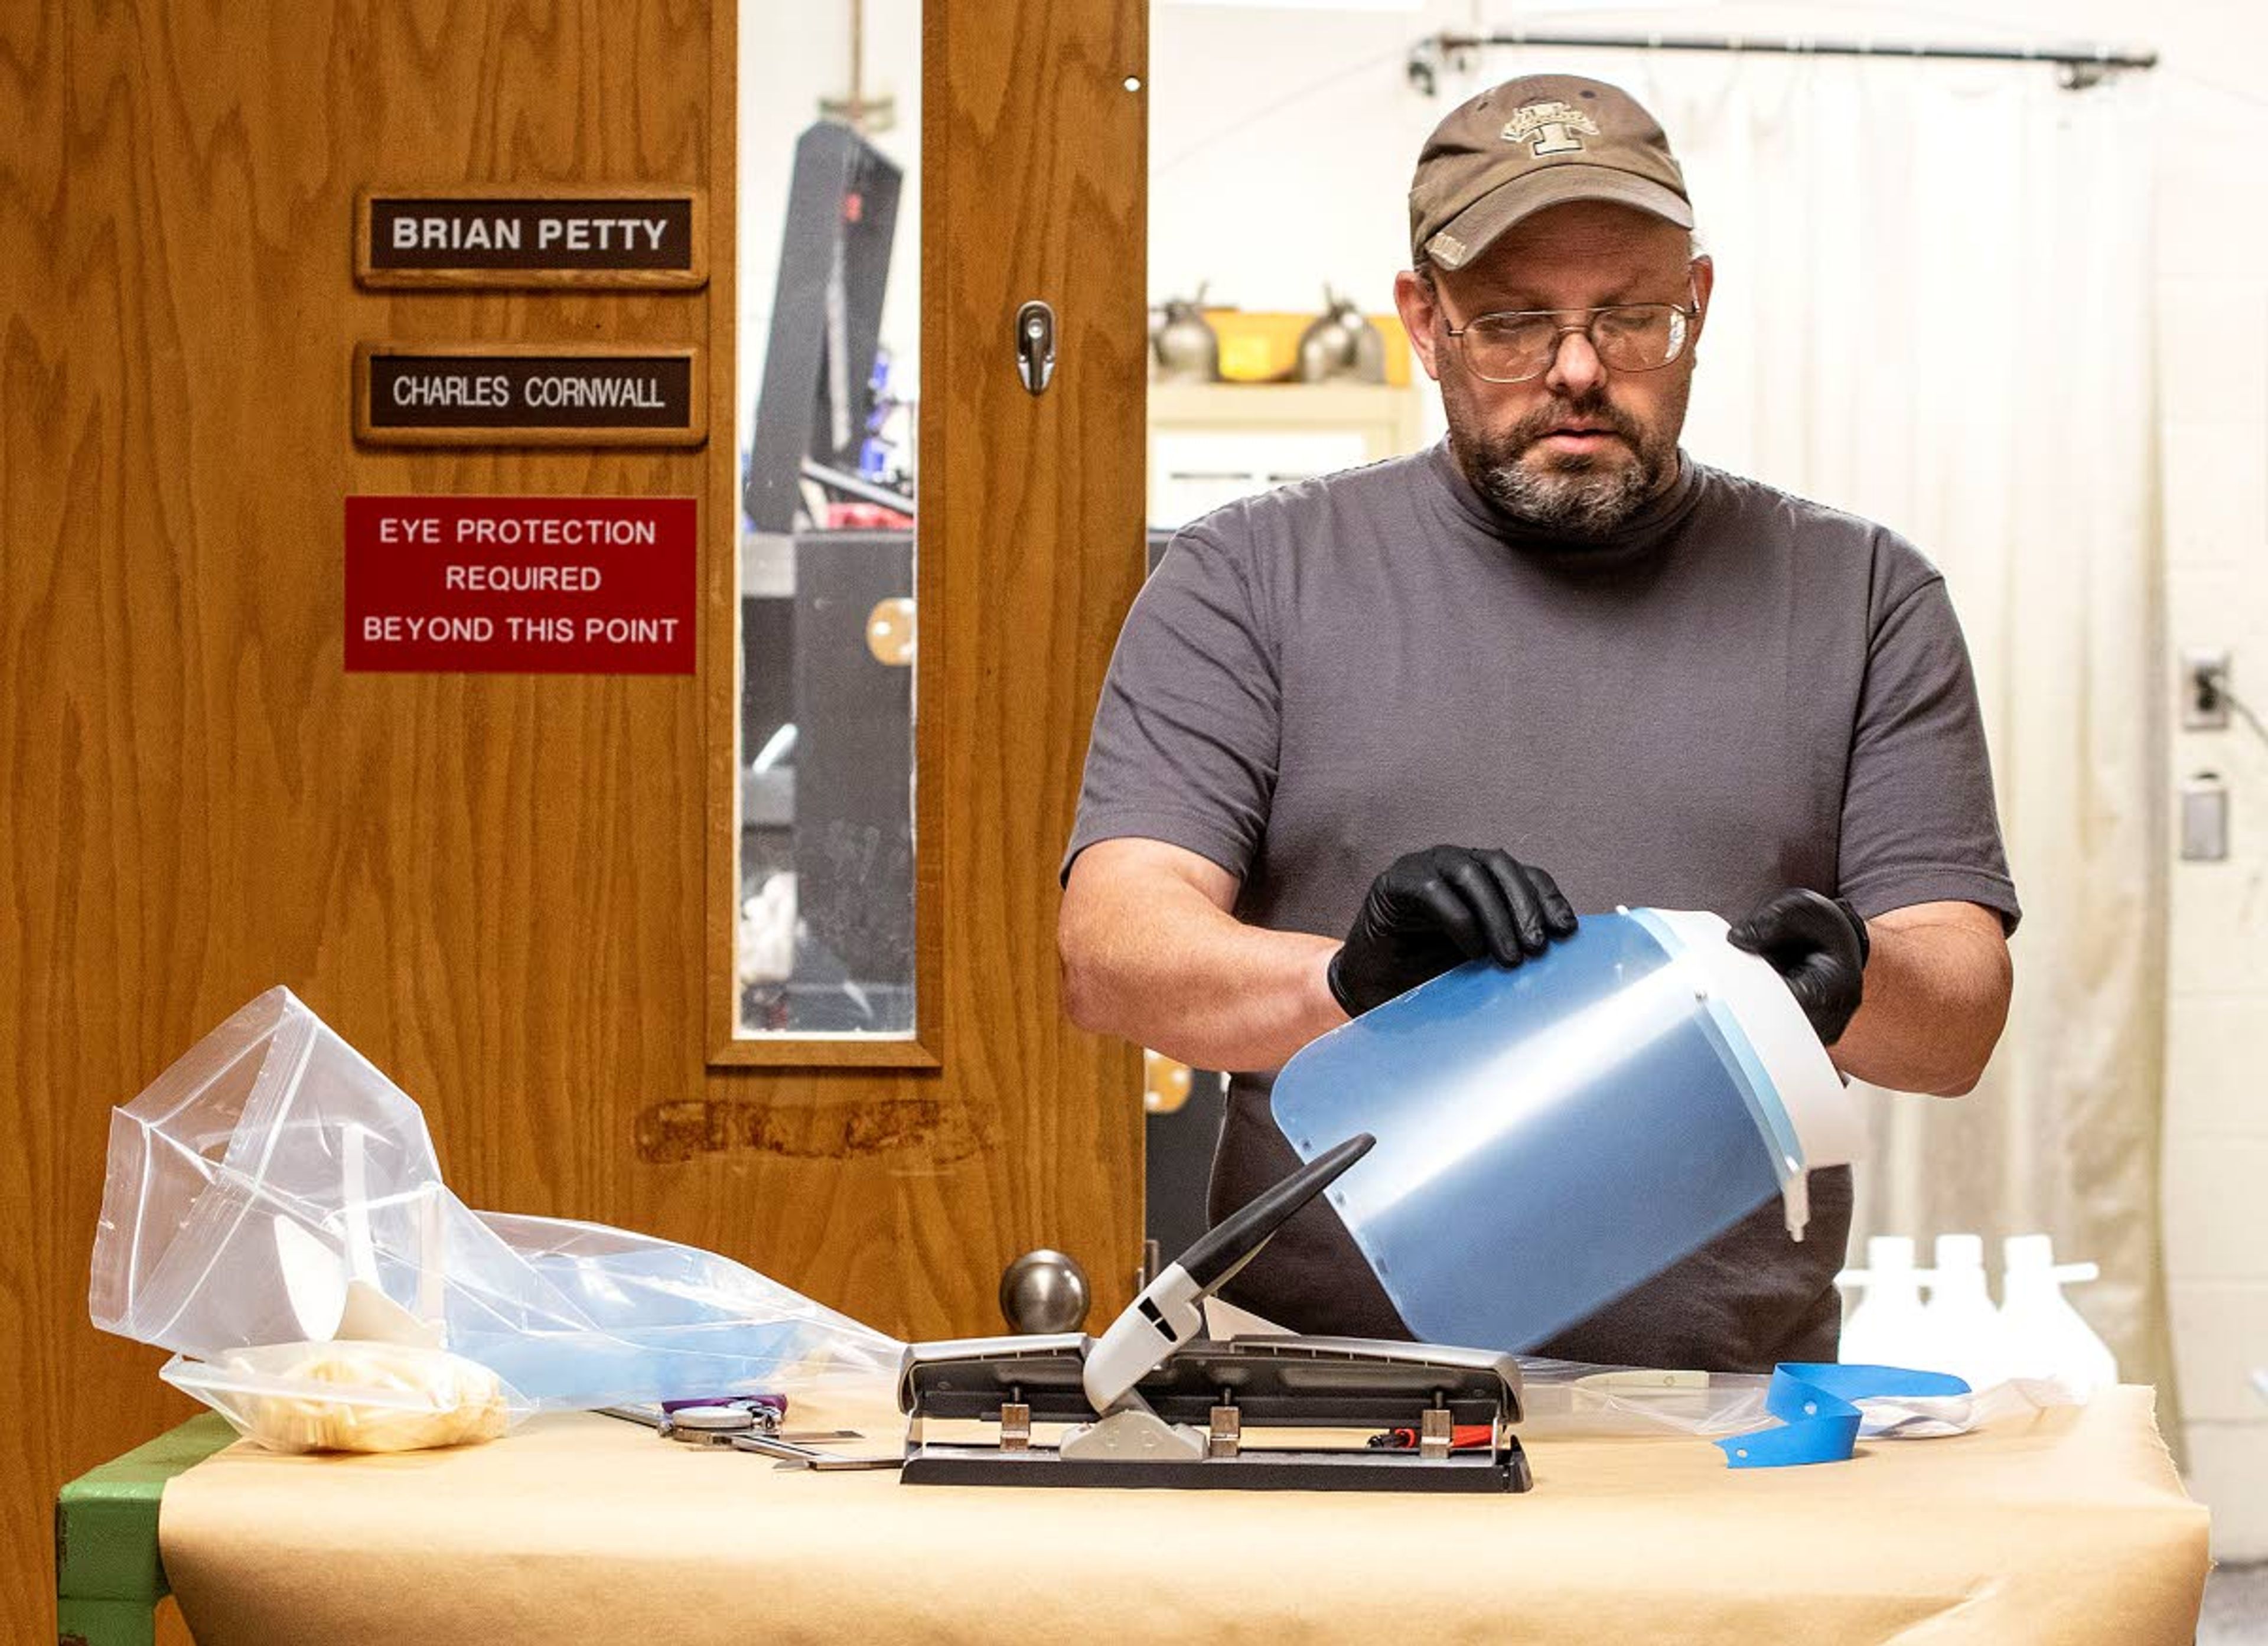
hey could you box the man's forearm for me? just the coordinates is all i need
[1829,902,2013,1096]
[1060,872,1347,1073]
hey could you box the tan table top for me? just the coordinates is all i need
[160,1383,2208,1645]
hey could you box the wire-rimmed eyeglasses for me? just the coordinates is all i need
[1443,283,1700,384]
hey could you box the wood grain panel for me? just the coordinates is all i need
[928,0,1151,1313]
[1,0,1144,1631]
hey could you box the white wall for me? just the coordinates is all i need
[1149,1,1457,315]
[2146,4,2268,1559]
[1150,0,2268,1556]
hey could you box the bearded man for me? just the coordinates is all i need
[1055,74,2017,1371]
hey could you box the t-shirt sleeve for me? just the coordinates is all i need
[1061,522,1280,885]
[1837,563,2022,932]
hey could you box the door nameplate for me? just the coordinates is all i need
[353,344,706,448]
[356,187,706,289]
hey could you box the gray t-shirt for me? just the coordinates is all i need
[1065,442,2019,1372]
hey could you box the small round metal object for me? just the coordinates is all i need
[663,1404,757,1446]
[999,1248,1091,1334]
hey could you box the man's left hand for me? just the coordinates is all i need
[1728,889,1871,1045]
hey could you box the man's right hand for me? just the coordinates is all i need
[1328,846,1579,1018]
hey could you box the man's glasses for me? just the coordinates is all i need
[1443,288,1698,384]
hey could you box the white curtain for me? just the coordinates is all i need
[1446,46,2172,1392]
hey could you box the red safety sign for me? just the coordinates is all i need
[345,495,696,673]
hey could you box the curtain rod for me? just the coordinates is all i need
[1413,30,2158,92]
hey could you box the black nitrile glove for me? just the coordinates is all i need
[1328,846,1579,1018]
[1726,888,1871,1045]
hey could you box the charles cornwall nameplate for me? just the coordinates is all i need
[354,344,705,448]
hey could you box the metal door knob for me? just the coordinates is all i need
[1000,1248,1090,1334]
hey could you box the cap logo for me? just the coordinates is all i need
[1502,100,1598,157]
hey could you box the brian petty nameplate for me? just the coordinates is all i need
[354,344,706,448]
[356,187,706,289]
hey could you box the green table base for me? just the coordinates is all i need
[56,1416,237,1646]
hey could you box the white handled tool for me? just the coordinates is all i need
[1072,1133,1375,1455]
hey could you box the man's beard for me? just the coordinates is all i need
[1452,395,1678,537]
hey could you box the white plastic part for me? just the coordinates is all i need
[273,1216,349,1341]
[2004,1231,2100,1286]
[1083,1261,1203,1414]
[1837,1235,1931,1368]
[274,1217,444,1349]
[342,1122,380,1283]
[1202,1296,1291,1339]
[1644,909,1859,1237]
[338,1279,444,1349]
[1999,1234,2117,1393]
[1909,1233,2017,1388]
[1058,1404,1207,1463]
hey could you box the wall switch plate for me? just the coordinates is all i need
[2185,650,2233,731]
[2182,773,2230,862]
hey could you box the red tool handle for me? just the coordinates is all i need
[1377,1423,1495,1451]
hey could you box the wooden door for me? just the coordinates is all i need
[0,0,1146,1629]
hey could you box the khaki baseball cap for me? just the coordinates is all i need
[1410,74,1693,272]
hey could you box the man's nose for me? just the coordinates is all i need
[1543,327,1608,398]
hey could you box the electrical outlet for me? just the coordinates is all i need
[2184,650,2232,731]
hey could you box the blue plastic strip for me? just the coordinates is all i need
[1714,1363,1972,1468]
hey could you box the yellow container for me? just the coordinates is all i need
[1203,308,1413,386]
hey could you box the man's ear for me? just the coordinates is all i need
[1686,255,1716,351]
[1393,269,1446,383]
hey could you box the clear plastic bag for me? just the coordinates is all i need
[1514,1357,2085,1441]
[454,1210,900,1409]
[92,988,902,1409]
[162,1340,533,1454]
